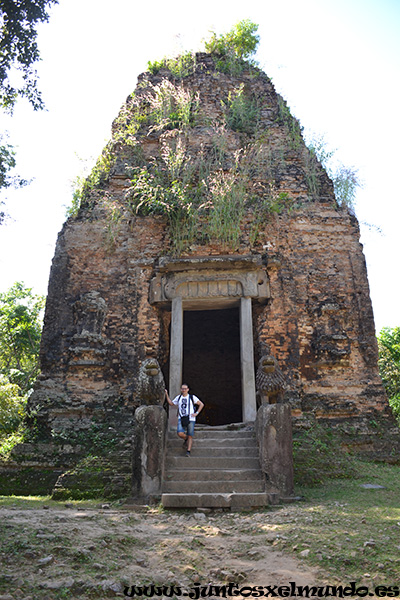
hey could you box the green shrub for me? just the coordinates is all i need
[204,19,260,60]
[0,428,25,459]
[0,376,25,435]
[204,20,260,75]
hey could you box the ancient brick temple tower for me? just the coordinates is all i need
[6,52,395,501]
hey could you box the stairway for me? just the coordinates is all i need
[161,424,273,509]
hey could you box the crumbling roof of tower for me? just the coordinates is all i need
[71,51,335,254]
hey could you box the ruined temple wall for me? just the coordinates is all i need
[31,197,388,438]
[29,52,389,438]
[31,209,168,434]
[253,204,387,423]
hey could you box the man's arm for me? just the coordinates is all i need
[191,398,204,417]
[165,389,176,407]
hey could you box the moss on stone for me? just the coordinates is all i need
[0,467,61,495]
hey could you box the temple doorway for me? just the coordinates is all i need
[182,307,242,426]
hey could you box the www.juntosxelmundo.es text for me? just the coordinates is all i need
[123,582,400,598]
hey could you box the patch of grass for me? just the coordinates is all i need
[273,459,400,581]
[222,84,260,134]
[206,168,246,249]
[146,80,199,133]
[293,423,358,485]
[147,52,196,79]
[0,495,107,508]
[102,533,141,547]
[68,142,116,217]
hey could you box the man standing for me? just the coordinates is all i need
[165,384,204,456]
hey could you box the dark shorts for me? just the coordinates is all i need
[177,418,195,437]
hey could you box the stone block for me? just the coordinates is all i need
[132,405,167,498]
[255,404,294,496]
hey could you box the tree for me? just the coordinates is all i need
[0,282,45,395]
[0,0,57,217]
[377,326,400,421]
[0,0,58,112]
[0,134,28,223]
[204,19,260,63]
[0,374,24,434]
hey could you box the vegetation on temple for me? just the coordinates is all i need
[69,20,361,254]
[305,134,361,209]
[204,19,260,61]
[147,19,260,78]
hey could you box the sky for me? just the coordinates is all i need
[0,0,399,333]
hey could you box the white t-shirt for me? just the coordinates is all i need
[172,394,201,422]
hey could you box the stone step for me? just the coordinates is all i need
[166,445,258,458]
[169,428,255,439]
[167,436,256,448]
[162,423,268,509]
[162,479,265,493]
[165,456,261,470]
[166,437,256,447]
[161,492,269,509]
[164,468,263,482]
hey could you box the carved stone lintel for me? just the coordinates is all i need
[149,256,270,305]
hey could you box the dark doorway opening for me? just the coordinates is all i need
[183,307,242,426]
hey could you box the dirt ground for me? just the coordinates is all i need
[0,502,330,600]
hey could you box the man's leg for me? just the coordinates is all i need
[177,419,187,442]
[186,421,195,454]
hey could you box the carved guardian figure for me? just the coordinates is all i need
[72,291,107,335]
[138,358,165,405]
[256,354,286,405]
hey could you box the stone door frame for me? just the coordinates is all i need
[149,255,270,426]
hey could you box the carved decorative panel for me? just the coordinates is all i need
[149,255,270,305]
